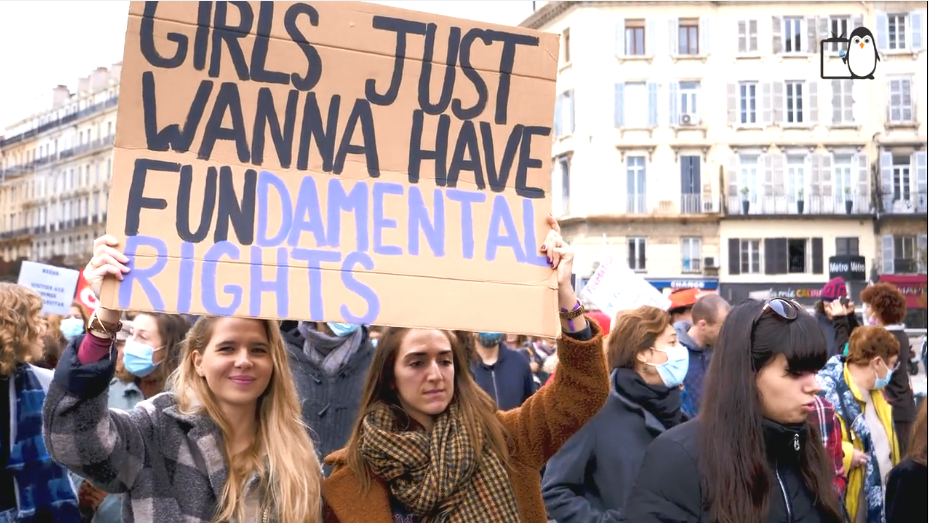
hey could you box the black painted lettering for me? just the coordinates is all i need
[284,3,322,91]
[515,125,550,199]
[487,30,539,125]
[417,24,460,115]
[452,29,490,120]
[481,121,522,192]
[126,159,175,236]
[209,1,254,80]
[297,93,340,172]
[366,16,428,106]
[252,88,298,167]
[447,121,485,190]
[214,166,257,244]
[250,2,289,85]
[140,1,187,69]
[198,82,251,163]
[193,2,212,71]
[175,164,216,242]
[408,110,450,185]
[142,73,213,153]
[334,99,380,177]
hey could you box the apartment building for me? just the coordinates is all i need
[0,64,120,271]
[522,1,926,320]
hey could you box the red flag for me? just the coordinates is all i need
[74,272,98,313]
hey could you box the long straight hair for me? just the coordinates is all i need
[907,401,927,467]
[697,300,841,523]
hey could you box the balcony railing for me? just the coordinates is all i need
[881,193,928,214]
[680,194,721,214]
[726,194,872,216]
[682,258,703,273]
[0,95,119,148]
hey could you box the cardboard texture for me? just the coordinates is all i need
[101,1,560,336]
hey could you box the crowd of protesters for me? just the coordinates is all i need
[0,230,925,523]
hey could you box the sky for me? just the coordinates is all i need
[0,0,538,132]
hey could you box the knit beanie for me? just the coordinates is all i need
[820,277,848,301]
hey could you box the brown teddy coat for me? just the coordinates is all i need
[322,320,609,523]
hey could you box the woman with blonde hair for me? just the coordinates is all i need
[321,217,610,523]
[43,235,324,523]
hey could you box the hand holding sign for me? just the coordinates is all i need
[541,215,574,302]
[84,235,131,301]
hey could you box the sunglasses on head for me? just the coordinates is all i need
[751,298,804,334]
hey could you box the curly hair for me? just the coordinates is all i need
[860,282,907,325]
[0,283,45,377]
[845,325,900,365]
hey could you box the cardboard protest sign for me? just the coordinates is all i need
[100,1,560,336]
[581,255,672,319]
[18,261,80,316]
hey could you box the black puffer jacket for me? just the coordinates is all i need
[624,419,841,523]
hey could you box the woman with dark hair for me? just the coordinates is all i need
[884,401,927,523]
[859,282,914,453]
[542,305,686,522]
[624,299,842,523]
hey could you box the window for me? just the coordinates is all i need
[554,90,574,138]
[625,20,646,56]
[836,237,859,256]
[562,28,571,63]
[627,156,647,213]
[738,20,759,53]
[834,155,854,201]
[554,156,571,216]
[106,158,112,180]
[740,240,761,274]
[623,82,648,128]
[679,82,700,120]
[783,17,804,53]
[107,121,113,137]
[739,82,758,124]
[831,80,854,125]
[628,237,647,271]
[786,155,805,202]
[740,155,761,204]
[888,77,913,123]
[892,154,911,201]
[682,237,702,273]
[679,20,699,54]
[829,17,850,51]
[887,14,906,50]
[895,235,916,264]
[785,81,804,124]
[787,239,807,273]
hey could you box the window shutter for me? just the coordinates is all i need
[728,154,740,204]
[808,80,818,124]
[647,82,659,127]
[880,150,893,210]
[820,153,833,200]
[639,240,647,270]
[628,241,636,270]
[614,83,625,127]
[727,83,737,125]
[671,82,681,125]
[749,20,759,52]
[844,80,855,123]
[763,154,774,197]
[918,234,928,273]
[852,15,863,34]
[876,11,889,50]
[806,17,817,53]
[615,19,626,57]
[645,18,656,56]
[773,154,786,197]
[831,80,841,124]
[772,82,784,124]
[915,151,927,211]
[856,153,869,208]
[738,20,747,53]
[910,11,924,51]
[669,17,679,55]
[818,16,829,41]
[728,238,741,275]
[810,154,822,197]
[567,89,575,134]
[762,82,773,124]
[553,94,563,137]
[772,16,782,53]
[812,237,824,274]
[881,234,895,274]
[764,238,779,275]
[700,16,711,54]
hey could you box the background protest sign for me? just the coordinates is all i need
[17,261,80,316]
[581,255,672,320]
[100,1,561,336]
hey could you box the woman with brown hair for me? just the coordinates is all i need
[817,326,901,523]
[542,305,687,522]
[321,218,610,523]
[60,301,90,340]
[884,401,927,523]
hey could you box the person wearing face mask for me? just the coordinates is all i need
[279,320,376,472]
[542,306,687,523]
[470,331,535,411]
[817,325,902,523]
[60,303,89,341]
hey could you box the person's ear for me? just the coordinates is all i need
[636,349,651,365]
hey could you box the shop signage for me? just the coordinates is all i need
[828,255,867,281]
[648,279,719,291]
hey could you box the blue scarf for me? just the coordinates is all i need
[3,363,80,522]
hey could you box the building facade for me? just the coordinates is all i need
[0,65,120,272]
[522,1,926,324]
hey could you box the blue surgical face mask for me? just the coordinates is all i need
[122,338,165,378]
[477,332,505,348]
[327,322,360,337]
[646,343,690,388]
[371,338,378,348]
[60,317,85,339]
[872,359,894,390]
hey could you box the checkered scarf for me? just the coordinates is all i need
[359,402,519,523]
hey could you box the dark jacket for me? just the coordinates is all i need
[624,419,837,523]
[279,322,375,469]
[470,345,534,411]
[884,326,916,425]
[542,369,680,523]
[885,457,927,523]
[676,323,711,417]
[816,311,860,358]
